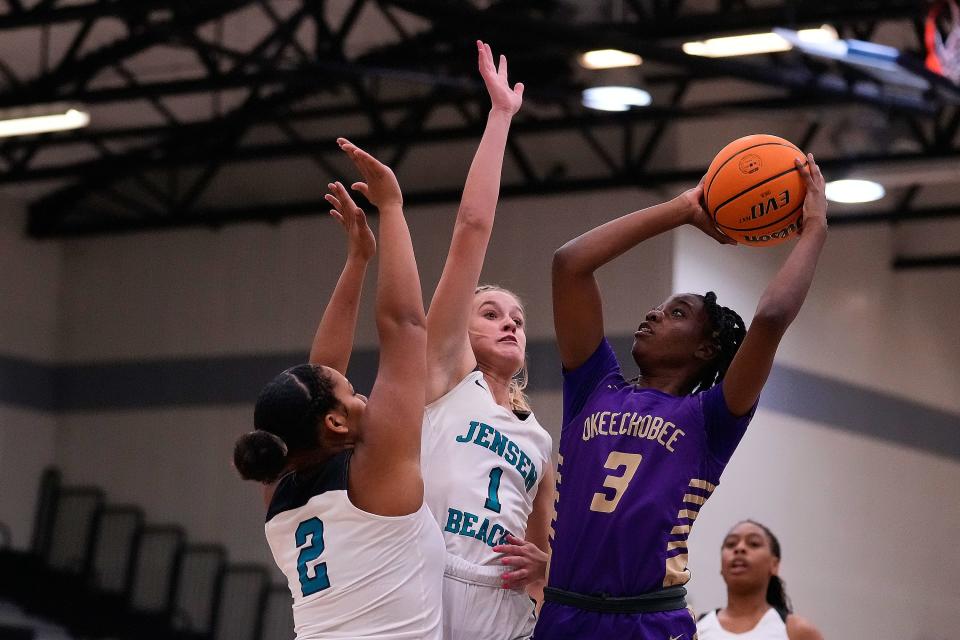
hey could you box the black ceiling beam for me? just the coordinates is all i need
[893,254,960,270]
[382,0,937,115]
[13,112,960,186]
[0,0,184,30]
[1,92,881,156]
[0,0,257,107]
[592,1,920,39]
[30,180,960,239]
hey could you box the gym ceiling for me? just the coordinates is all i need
[0,0,957,268]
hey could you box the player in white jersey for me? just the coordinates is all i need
[233,140,444,639]
[420,41,554,640]
[697,521,822,640]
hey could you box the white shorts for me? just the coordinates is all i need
[442,553,537,640]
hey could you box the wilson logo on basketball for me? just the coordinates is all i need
[739,190,790,223]
[738,154,762,174]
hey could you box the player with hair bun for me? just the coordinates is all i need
[697,520,823,640]
[233,139,444,639]
[535,156,828,639]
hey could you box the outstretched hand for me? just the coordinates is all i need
[681,179,737,245]
[325,180,375,261]
[337,137,403,209]
[795,153,827,234]
[493,534,547,590]
[478,40,523,116]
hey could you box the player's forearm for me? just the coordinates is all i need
[375,204,426,334]
[554,196,691,276]
[455,109,513,232]
[308,254,369,371]
[754,220,827,329]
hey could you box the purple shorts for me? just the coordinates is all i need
[534,602,697,640]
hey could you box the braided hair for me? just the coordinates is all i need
[233,364,339,483]
[742,519,793,616]
[689,291,746,394]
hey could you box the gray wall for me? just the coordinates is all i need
[1,182,958,639]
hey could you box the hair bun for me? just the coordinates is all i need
[233,431,289,483]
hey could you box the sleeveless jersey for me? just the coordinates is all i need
[546,339,755,596]
[421,370,553,565]
[697,608,788,639]
[265,450,445,639]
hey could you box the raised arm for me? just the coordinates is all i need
[307,181,376,372]
[552,183,734,370]
[336,139,428,516]
[425,40,523,402]
[722,155,828,416]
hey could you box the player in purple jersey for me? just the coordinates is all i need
[535,155,828,640]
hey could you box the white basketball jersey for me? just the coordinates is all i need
[421,371,553,566]
[697,608,788,640]
[265,450,445,639]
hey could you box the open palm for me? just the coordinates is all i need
[478,40,523,116]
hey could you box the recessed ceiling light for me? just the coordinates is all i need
[0,105,90,138]
[579,49,643,69]
[582,86,652,111]
[683,25,838,58]
[825,179,886,203]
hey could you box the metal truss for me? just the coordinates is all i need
[0,0,958,265]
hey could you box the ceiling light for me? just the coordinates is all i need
[683,26,838,58]
[579,49,643,69]
[825,179,886,203]
[0,105,90,138]
[582,86,651,111]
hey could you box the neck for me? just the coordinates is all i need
[286,441,354,471]
[724,588,771,618]
[631,367,697,396]
[476,364,514,409]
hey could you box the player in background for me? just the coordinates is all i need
[697,520,823,640]
[535,155,828,639]
[420,41,553,639]
[233,140,443,639]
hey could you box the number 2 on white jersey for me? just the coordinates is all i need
[589,451,643,513]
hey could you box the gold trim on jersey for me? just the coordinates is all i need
[682,493,706,506]
[663,553,690,588]
[662,478,718,588]
[688,478,717,492]
[677,509,699,521]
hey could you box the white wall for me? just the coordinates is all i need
[2,177,958,640]
[0,198,61,549]
[685,409,960,640]
[673,223,960,638]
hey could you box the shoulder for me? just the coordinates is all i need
[786,613,824,640]
[265,451,352,523]
[427,370,485,410]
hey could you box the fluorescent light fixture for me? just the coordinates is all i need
[683,25,838,58]
[0,105,90,138]
[579,49,643,69]
[582,86,651,111]
[825,179,886,203]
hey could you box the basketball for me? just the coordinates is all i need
[703,134,807,247]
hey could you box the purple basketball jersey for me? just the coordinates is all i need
[545,338,754,598]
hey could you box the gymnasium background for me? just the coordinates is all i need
[2,2,960,639]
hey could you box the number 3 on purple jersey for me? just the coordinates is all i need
[589,451,643,513]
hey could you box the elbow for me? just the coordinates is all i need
[552,241,580,277]
[456,205,494,235]
[751,303,794,332]
[378,311,428,337]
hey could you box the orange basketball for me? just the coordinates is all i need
[703,134,807,247]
